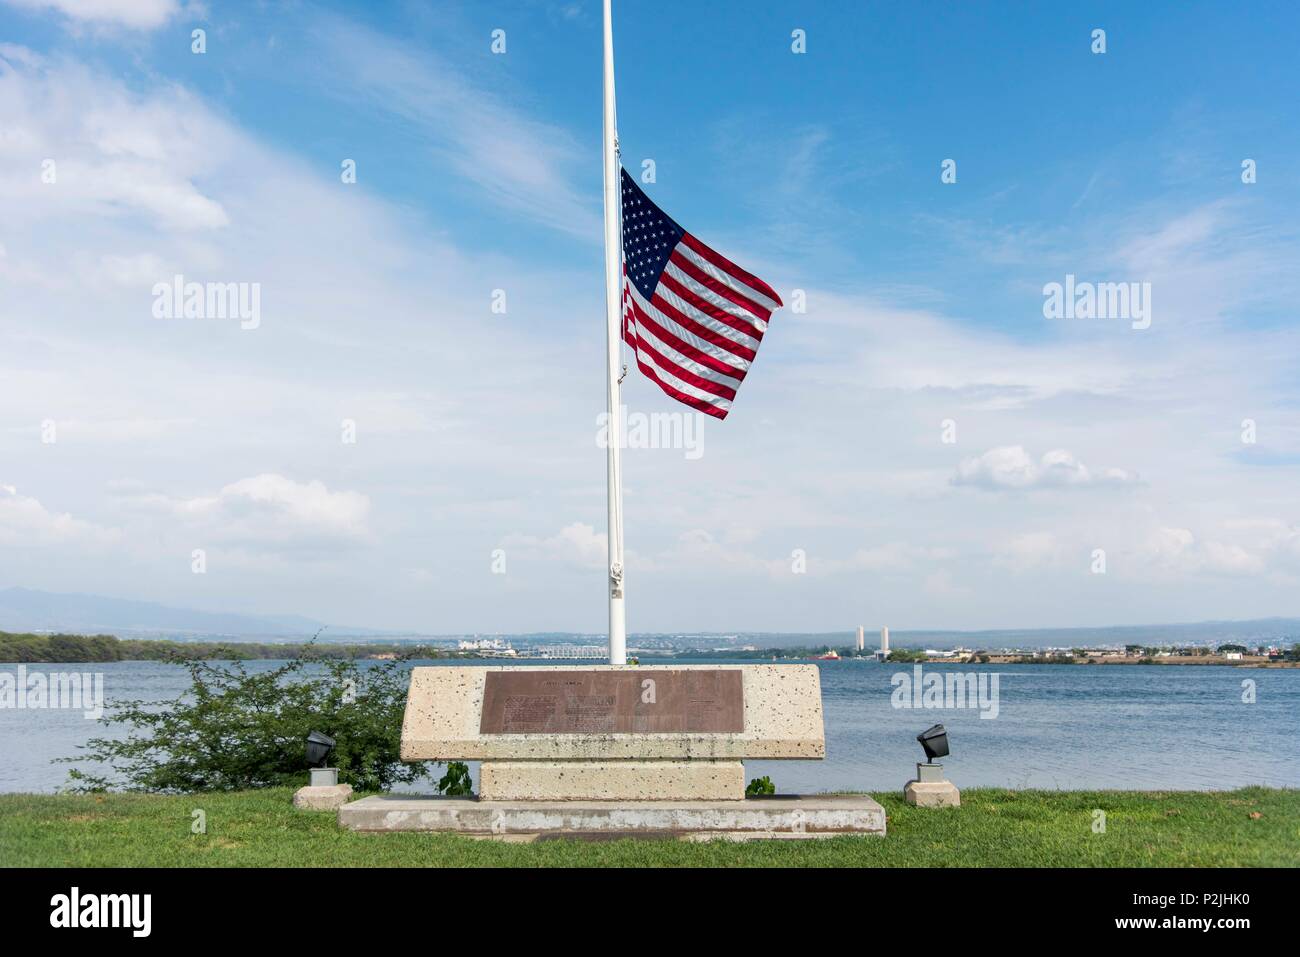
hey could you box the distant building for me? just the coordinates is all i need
[856,626,865,652]
[457,638,516,657]
[875,626,890,661]
[458,638,511,652]
[535,644,605,659]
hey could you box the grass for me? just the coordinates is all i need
[1,787,1295,867]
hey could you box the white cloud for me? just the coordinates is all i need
[994,532,1064,573]
[1139,526,1266,577]
[954,446,1139,490]
[654,527,783,578]
[8,416,191,442]
[500,522,608,571]
[0,47,231,230]
[304,16,599,238]
[0,484,118,546]
[130,475,372,550]
[2,0,184,30]
[0,20,1297,632]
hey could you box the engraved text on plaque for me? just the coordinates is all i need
[479,670,744,734]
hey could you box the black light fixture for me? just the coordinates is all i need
[306,730,336,768]
[917,723,949,764]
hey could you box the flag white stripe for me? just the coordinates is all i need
[653,273,762,352]
[628,329,733,412]
[674,242,781,313]
[628,308,744,390]
[628,282,752,373]
[665,261,768,334]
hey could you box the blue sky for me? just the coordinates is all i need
[13,1,1299,326]
[1,0,1298,634]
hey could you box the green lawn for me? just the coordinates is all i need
[2,787,1295,867]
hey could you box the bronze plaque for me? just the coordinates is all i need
[479,670,744,734]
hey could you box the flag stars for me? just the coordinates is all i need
[620,168,685,300]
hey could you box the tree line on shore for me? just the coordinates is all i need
[0,631,444,663]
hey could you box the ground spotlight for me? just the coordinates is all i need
[294,731,352,810]
[917,723,949,764]
[306,730,336,769]
[905,724,960,808]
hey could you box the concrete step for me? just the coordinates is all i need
[337,793,885,839]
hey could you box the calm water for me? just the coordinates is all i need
[2,659,1297,793]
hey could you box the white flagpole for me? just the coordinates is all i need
[602,0,627,665]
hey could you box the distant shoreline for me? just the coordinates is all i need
[1,630,1297,667]
[0,632,448,664]
[903,655,1299,669]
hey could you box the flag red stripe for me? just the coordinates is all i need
[680,232,782,306]
[649,288,758,363]
[629,295,749,382]
[675,241,781,313]
[669,250,771,323]
[630,331,738,401]
[657,270,765,346]
[623,300,637,349]
[620,175,779,420]
[629,349,730,419]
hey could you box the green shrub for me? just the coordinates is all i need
[745,775,776,796]
[62,647,448,794]
[0,631,122,663]
[437,762,473,796]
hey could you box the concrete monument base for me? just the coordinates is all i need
[479,759,745,801]
[337,793,885,839]
[904,762,960,808]
[294,783,354,810]
[293,767,353,810]
[391,664,838,827]
[400,665,825,763]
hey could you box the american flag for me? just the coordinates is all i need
[620,169,781,419]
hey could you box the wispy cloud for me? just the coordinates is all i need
[123,474,374,551]
[0,47,231,230]
[0,484,119,546]
[2,9,1299,632]
[954,446,1139,491]
[1,0,192,31]
[303,15,599,238]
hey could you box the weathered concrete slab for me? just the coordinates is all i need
[338,793,884,838]
[478,759,744,801]
[293,783,353,810]
[904,780,961,808]
[400,664,824,761]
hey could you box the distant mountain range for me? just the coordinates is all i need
[0,586,1296,648]
[0,587,381,640]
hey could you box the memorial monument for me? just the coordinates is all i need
[339,0,884,839]
[339,663,885,838]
